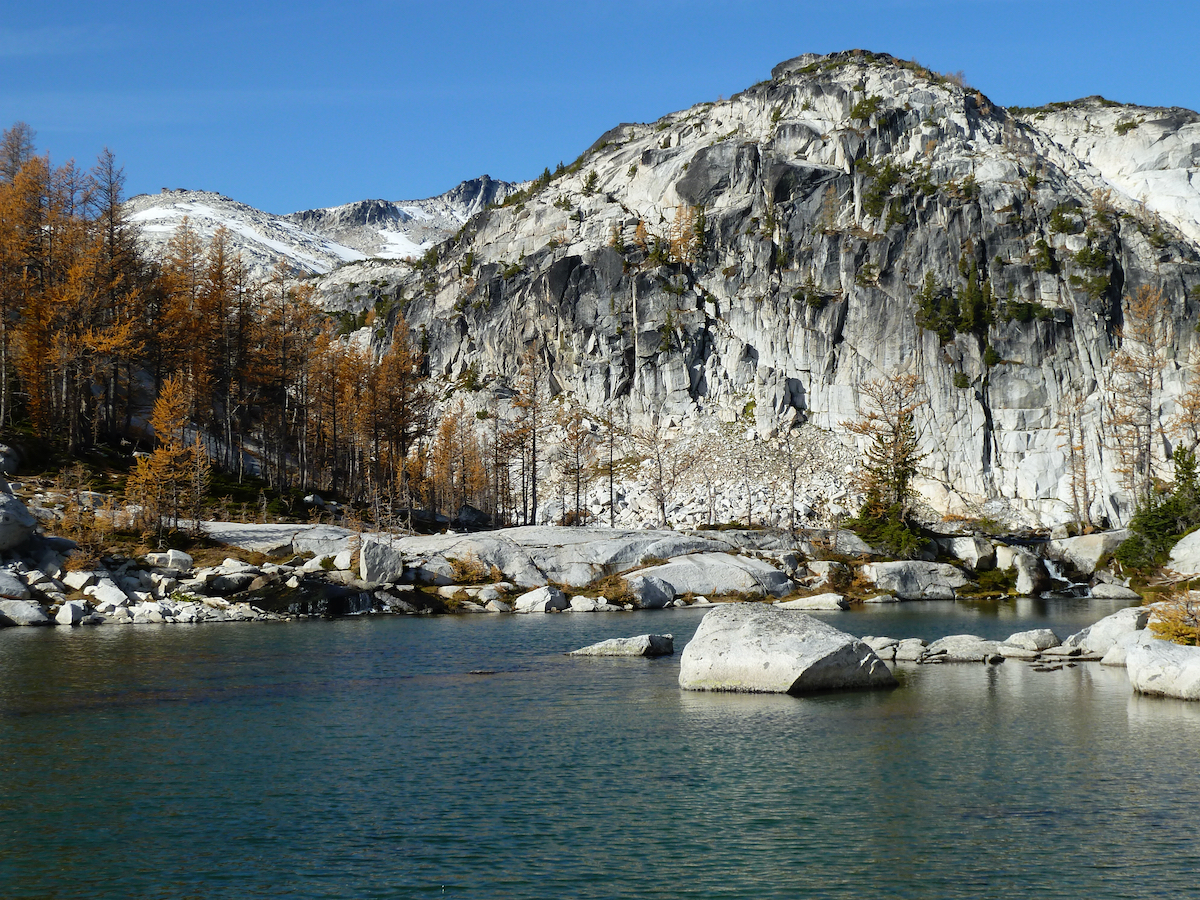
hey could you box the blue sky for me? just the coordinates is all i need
[2,1,1196,214]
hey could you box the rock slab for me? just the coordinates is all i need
[678,603,896,694]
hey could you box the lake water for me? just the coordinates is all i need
[3,598,1200,899]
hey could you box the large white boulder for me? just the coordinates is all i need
[636,552,793,597]
[860,561,968,600]
[63,570,98,591]
[570,634,674,657]
[1127,640,1200,700]
[1100,630,1157,667]
[0,489,35,551]
[678,603,895,694]
[1064,606,1149,654]
[0,599,50,626]
[939,536,996,571]
[0,570,31,600]
[85,579,130,608]
[1004,628,1061,651]
[624,575,675,609]
[1046,530,1128,575]
[1091,583,1142,600]
[512,585,569,613]
[359,537,406,584]
[1014,550,1049,595]
[55,599,89,625]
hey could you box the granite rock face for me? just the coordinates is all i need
[261,50,1200,531]
[678,603,895,693]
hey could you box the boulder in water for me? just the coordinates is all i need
[678,603,895,694]
[1127,639,1200,700]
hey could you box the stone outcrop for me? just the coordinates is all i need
[0,599,50,626]
[1168,530,1200,576]
[1046,531,1128,576]
[678,603,895,693]
[569,634,674,657]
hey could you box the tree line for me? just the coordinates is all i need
[0,122,649,533]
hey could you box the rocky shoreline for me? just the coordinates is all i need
[5,479,1200,699]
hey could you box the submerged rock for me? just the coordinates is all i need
[678,603,895,694]
[570,634,674,657]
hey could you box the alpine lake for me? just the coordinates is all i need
[3,595,1199,899]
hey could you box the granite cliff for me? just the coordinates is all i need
[343,50,1200,528]
[128,50,1200,529]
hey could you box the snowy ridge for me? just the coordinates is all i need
[124,175,518,282]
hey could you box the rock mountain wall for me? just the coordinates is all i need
[127,50,1200,529]
[346,50,1200,529]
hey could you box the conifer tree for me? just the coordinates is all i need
[846,373,928,556]
[1107,285,1171,508]
[128,376,208,539]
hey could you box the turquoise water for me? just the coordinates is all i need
[3,599,1199,899]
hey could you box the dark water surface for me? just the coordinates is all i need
[2,599,1199,899]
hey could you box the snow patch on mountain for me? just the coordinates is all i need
[124,175,519,282]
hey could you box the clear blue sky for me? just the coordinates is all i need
[2,1,1196,214]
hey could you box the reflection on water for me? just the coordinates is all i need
[2,601,1198,899]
